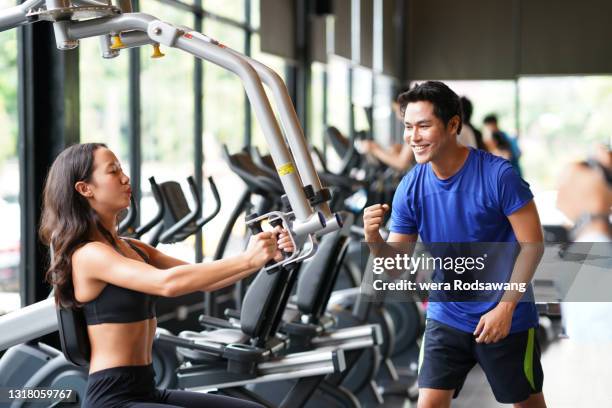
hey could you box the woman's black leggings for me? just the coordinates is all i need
[82,364,263,408]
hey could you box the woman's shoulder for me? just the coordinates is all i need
[70,242,115,286]
[72,242,120,301]
[72,241,121,270]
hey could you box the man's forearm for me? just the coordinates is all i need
[499,243,544,304]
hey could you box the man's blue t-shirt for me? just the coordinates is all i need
[389,148,539,333]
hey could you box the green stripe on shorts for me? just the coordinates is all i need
[523,328,536,390]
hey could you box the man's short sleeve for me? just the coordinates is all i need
[389,175,418,234]
[497,163,533,216]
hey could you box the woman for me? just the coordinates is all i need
[39,143,291,407]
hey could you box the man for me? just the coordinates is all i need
[483,113,522,176]
[363,81,546,408]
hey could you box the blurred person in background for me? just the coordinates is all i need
[543,149,612,407]
[556,150,612,342]
[483,114,522,176]
[360,90,415,173]
[458,96,486,150]
[484,129,514,162]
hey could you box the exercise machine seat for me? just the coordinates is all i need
[240,264,286,339]
[177,260,296,362]
[56,306,90,367]
[296,214,351,318]
[325,126,349,158]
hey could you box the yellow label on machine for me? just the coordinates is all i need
[277,163,296,176]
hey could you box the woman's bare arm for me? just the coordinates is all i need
[204,268,259,292]
[73,234,277,297]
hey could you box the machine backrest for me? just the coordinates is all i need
[239,266,286,339]
[160,181,195,230]
[50,240,90,368]
[296,213,351,318]
[325,126,349,158]
[324,126,361,176]
[56,306,90,367]
[222,145,283,195]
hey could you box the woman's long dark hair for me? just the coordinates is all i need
[39,143,119,308]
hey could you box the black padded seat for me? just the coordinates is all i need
[56,306,91,367]
[295,213,351,318]
[179,215,301,365]
[325,126,349,158]
[222,146,283,196]
[239,261,288,339]
[176,329,251,363]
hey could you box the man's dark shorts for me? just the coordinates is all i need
[418,319,544,403]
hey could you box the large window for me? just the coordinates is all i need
[204,0,246,22]
[203,18,246,152]
[0,0,20,314]
[250,0,260,28]
[200,13,250,258]
[518,76,612,192]
[325,56,350,173]
[327,56,350,136]
[250,33,287,152]
[140,1,196,261]
[352,66,373,135]
[309,62,326,150]
[372,74,395,146]
[79,37,130,164]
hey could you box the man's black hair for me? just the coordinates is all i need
[483,114,498,124]
[397,81,462,134]
[460,96,473,123]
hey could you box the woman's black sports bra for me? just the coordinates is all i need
[81,239,157,325]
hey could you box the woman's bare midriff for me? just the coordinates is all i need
[87,317,157,374]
